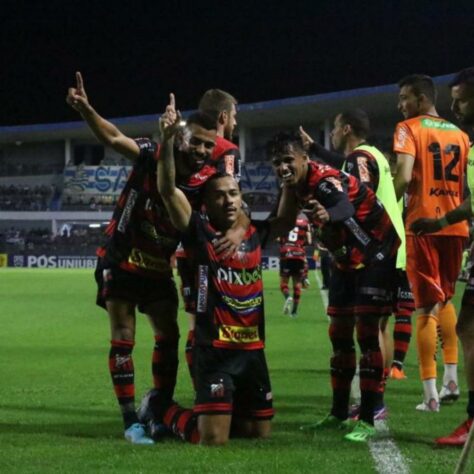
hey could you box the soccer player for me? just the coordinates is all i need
[66,73,235,444]
[393,74,470,411]
[410,67,474,444]
[268,132,400,443]
[156,113,297,445]
[278,213,312,317]
[177,89,241,386]
[301,110,407,415]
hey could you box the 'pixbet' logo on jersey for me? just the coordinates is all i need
[216,265,262,285]
[219,324,259,343]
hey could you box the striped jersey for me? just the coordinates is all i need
[97,138,216,279]
[279,216,310,261]
[182,212,270,350]
[299,161,399,270]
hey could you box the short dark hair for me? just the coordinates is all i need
[186,111,217,131]
[398,74,437,103]
[202,171,236,198]
[338,109,370,139]
[198,89,237,122]
[449,67,474,88]
[266,131,305,158]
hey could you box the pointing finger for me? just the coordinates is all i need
[169,93,175,109]
[76,71,84,91]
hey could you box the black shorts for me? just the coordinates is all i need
[193,346,274,420]
[328,259,395,318]
[462,265,474,307]
[176,255,196,313]
[95,258,178,313]
[392,269,415,316]
[279,259,305,278]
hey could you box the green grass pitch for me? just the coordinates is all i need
[0,268,471,473]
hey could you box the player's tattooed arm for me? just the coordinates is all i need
[157,99,192,232]
[66,71,140,161]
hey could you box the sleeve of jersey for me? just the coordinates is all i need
[393,123,416,157]
[315,179,355,223]
[134,138,160,163]
[181,212,199,245]
[346,152,379,191]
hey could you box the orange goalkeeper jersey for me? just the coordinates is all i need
[393,114,469,237]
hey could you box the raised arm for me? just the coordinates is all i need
[300,126,345,169]
[66,71,140,160]
[157,99,192,232]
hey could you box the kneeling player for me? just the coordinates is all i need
[156,114,297,444]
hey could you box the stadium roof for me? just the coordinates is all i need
[0,73,455,144]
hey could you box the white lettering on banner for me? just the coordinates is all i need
[23,255,96,268]
[63,165,132,195]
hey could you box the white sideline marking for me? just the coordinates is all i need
[314,269,411,474]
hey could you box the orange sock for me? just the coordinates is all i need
[416,314,438,380]
[438,302,458,364]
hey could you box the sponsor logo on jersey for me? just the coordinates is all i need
[216,265,262,285]
[128,248,170,272]
[421,118,458,130]
[219,324,260,343]
[197,265,209,312]
[398,289,413,300]
[429,187,459,197]
[395,125,409,148]
[118,189,138,233]
[222,295,262,312]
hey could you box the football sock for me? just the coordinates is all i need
[163,403,200,443]
[416,314,438,380]
[185,330,195,389]
[152,335,179,408]
[438,302,458,365]
[443,364,458,387]
[329,321,356,419]
[109,339,138,429]
[422,378,438,402]
[280,281,289,299]
[293,284,302,307]
[392,311,412,369]
[357,319,383,425]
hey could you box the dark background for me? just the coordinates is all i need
[2,0,474,126]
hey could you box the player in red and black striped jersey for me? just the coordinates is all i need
[176,88,242,386]
[156,114,297,445]
[268,131,400,442]
[67,74,229,444]
[278,214,312,317]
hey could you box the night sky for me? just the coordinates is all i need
[2,0,474,126]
